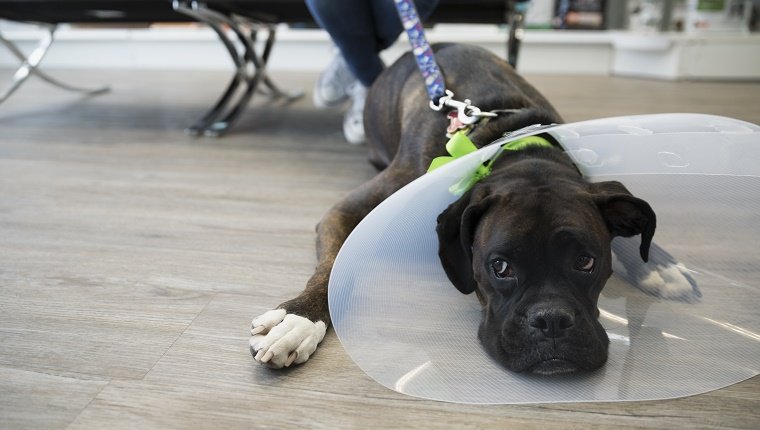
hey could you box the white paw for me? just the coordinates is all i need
[251,309,287,335]
[638,263,701,303]
[249,310,326,368]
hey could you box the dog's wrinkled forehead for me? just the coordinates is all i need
[473,188,610,250]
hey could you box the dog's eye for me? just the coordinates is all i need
[491,259,515,279]
[575,255,595,273]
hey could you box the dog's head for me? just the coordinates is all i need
[436,149,655,375]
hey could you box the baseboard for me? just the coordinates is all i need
[1,22,758,80]
[612,32,760,81]
[0,23,613,75]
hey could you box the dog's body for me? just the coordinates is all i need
[250,44,697,372]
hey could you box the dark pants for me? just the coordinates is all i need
[305,0,440,87]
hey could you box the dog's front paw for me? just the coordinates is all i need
[636,263,701,303]
[613,252,701,303]
[249,309,326,368]
[612,238,702,303]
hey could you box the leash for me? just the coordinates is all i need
[393,0,445,104]
[393,0,496,126]
[395,0,555,195]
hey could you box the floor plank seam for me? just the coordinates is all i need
[140,293,217,380]
[63,379,112,430]
[57,295,216,428]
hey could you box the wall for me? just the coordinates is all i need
[1,22,758,80]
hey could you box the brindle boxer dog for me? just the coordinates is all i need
[250,44,696,374]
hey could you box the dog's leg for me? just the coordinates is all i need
[611,237,701,303]
[250,170,412,368]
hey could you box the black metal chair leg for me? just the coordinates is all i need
[256,26,303,102]
[507,0,531,68]
[172,0,304,137]
[0,23,108,103]
[172,0,246,135]
[195,7,266,137]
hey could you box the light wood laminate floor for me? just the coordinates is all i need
[1,68,759,429]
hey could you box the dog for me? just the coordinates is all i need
[250,43,697,374]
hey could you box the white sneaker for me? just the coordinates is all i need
[342,83,367,145]
[314,48,357,108]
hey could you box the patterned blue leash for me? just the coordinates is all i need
[393,0,445,103]
[393,0,495,125]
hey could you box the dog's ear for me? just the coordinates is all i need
[591,181,656,262]
[436,188,493,294]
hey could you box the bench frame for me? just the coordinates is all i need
[0,0,520,136]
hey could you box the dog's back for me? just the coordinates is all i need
[365,43,563,172]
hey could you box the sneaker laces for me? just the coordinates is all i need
[315,48,357,107]
[347,83,367,115]
[343,83,368,145]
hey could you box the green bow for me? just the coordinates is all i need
[427,131,554,195]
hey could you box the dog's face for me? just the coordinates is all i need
[437,153,655,375]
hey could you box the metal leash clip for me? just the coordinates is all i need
[430,90,497,125]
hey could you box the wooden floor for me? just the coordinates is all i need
[1,68,759,430]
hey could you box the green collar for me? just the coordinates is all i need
[427,131,554,195]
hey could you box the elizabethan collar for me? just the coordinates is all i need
[328,114,760,404]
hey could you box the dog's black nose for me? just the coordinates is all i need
[528,306,575,339]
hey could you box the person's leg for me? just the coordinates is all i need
[307,0,440,86]
[305,0,384,87]
[306,0,440,144]
[341,0,439,144]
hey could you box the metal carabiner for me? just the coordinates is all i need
[429,90,496,125]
